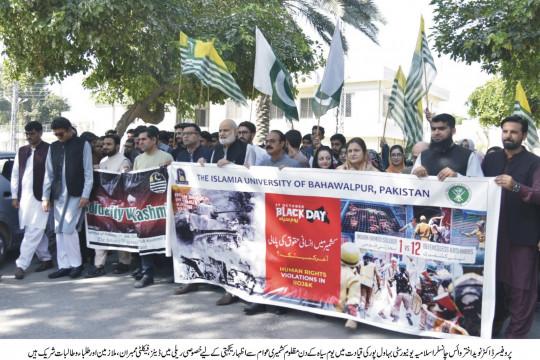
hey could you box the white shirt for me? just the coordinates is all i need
[99,151,132,171]
[11,148,49,229]
[412,151,484,177]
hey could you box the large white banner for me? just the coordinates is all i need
[167,163,501,339]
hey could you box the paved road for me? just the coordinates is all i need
[1,251,539,339]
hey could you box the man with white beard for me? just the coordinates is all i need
[209,119,255,166]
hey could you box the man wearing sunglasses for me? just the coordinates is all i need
[42,117,93,279]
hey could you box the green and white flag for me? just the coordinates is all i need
[388,66,409,139]
[253,27,299,121]
[180,31,247,106]
[403,16,438,153]
[514,81,539,149]
[312,21,344,118]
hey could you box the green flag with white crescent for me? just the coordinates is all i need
[312,21,344,118]
[253,27,299,121]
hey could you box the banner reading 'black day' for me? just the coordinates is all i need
[167,163,501,339]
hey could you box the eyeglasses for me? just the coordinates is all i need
[391,153,403,158]
[237,131,251,136]
[53,131,66,138]
[182,131,198,137]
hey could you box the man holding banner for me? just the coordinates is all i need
[131,127,173,288]
[412,113,483,180]
[483,115,540,339]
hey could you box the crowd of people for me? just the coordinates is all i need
[3,110,539,339]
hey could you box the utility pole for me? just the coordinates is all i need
[9,82,20,152]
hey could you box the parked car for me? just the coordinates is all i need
[0,151,24,266]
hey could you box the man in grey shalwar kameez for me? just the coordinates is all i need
[42,117,93,279]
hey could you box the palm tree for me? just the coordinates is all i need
[255,0,384,141]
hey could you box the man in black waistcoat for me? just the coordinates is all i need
[42,117,94,279]
[208,119,255,167]
[412,113,483,180]
[483,115,540,338]
[11,121,53,279]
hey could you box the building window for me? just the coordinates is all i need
[340,93,352,117]
[195,108,208,127]
[270,104,284,120]
[300,98,314,119]
[226,100,242,120]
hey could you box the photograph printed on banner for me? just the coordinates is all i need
[341,199,485,337]
[171,187,266,295]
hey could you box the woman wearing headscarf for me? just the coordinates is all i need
[385,144,406,173]
[337,137,379,172]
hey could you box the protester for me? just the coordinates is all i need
[386,145,406,173]
[458,138,485,164]
[148,125,173,154]
[337,137,378,171]
[237,121,268,165]
[285,130,309,168]
[402,141,429,174]
[486,146,502,155]
[199,131,212,147]
[11,121,53,279]
[482,115,540,339]
[304,126,325,158]
[209,119,255,166]
[301,134,312,151]
[175,123,213,163]
[330,133,346,163]
[80,131,102,167]
[130,126,173,288]
[85,135,132,278]
[126,129,135,139]
[123,138,135,158]
[337,145,347,166]
[171,123,186,159]
[43,117,93,279]
[210,132,219,147]
[312,145,335,169]
[412,114,483,180]
[259,130,300,169]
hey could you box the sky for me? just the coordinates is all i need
[339,0,491,117]
[50,0,493,122]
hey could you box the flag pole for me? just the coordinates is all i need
[423,65,430,114]
[207,86,210,127]
[197,82,204,126]
[249,86,255,123]
[177,31,183,124]
[382,111,389,139]
[316,86,323,144]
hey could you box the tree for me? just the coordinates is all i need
[430,0,539,120]
[0,1,381,136]
[467,76,513,128]
[0,75,69,126]
[0,1,383,136]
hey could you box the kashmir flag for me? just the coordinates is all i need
[388,66,409,138]
[312,22,344,118]
[514,82,539,149]
[403,16,438,152]
[253,27,299,121]
[179,32,247,106]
